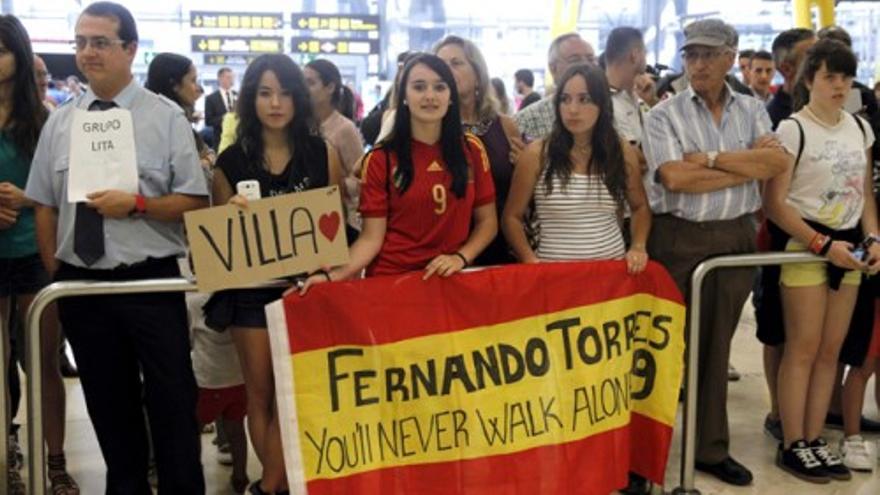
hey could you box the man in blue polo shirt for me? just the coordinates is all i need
[25,2,207,492]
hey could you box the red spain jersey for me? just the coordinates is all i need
[359,134,495,277]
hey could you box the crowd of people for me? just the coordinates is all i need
[3,1,880,494]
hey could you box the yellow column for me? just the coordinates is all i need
[550,0,580,39]
[792,0,813,28]
[815,0,836,28]
[792,0,836,29]
[547,0,582,86]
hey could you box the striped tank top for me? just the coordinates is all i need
[534,171,625,261]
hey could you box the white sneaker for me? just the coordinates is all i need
[840,435,875,472]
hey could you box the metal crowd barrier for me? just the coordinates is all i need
[673,251,821,495]
[10,253,823,494]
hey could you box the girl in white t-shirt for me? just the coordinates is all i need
[764,39,880,483]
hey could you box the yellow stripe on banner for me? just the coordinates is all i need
[289,294,684,481]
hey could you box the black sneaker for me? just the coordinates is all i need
[777,440,830,484]
[249,481,270,495]
[764,414,783,441]
[861,416,880,433]
[809,438,852,481]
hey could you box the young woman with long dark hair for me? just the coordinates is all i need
[502,64,650,272]
[300,53,496,289]
[207,54,342,494]
[0,14,77,495]
[145,52,215,169]
[303,59,364,237]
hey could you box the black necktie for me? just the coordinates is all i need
[225,91,233,111]
[73,99,117,266]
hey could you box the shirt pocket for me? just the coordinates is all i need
[137,159,171,196]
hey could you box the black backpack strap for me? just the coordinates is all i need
[852,112,867,142]
[784,116,806,169]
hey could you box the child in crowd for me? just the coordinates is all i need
[763,38,880,483]
[188,291,250,493]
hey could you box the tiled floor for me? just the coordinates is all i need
[662,297,880,495]
[10,295,880,494]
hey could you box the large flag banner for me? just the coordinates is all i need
[267,261,685,495]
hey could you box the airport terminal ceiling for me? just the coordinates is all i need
[5,0,880,99]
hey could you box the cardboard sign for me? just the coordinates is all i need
[67,108,139,203]
[184,186,349,292]
[266,261,686,495]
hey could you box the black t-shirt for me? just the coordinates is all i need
[519,91,541,111]
[767,88,793,131]
[216,136,329,197]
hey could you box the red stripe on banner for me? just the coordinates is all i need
[284,261,683,354]
[630,413,674,484]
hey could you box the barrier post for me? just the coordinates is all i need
[24,278,287,494]
[673,251,821,494]
[25,278,197,495]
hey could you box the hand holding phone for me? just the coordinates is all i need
[236,180,261,201]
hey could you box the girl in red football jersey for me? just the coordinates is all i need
[301,53,497,291]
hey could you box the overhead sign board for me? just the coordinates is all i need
[291,14,380,33]
[191,36,284,54]
[290,37,379,55]
[203,54,260,66]
[191,11,283,30]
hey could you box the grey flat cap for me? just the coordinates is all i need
[681,19,738,50]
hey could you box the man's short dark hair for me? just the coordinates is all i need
[514,69,534,87]
[605,27,644,65]
[749,50,773,66]
[217,67,232,79]
[817,25,853,48]
[397,51,414,65]
[771,28,815,68]
[738,48,755,59]
[81,1,138,46]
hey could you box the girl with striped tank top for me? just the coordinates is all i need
[502,64,651,273]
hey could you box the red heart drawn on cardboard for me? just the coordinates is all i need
[319,211,341,243]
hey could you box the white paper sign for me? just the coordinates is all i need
[67,108,139,203]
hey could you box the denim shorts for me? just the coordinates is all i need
[0,254,51,297]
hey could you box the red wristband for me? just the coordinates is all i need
[134,194,146,214]
[809,234,828,255]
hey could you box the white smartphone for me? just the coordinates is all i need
[236,180,261,201]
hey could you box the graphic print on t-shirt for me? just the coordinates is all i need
[812,139,865,227]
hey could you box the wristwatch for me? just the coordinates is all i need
[707,151,718,169]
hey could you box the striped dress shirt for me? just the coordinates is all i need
[642,84,772,222]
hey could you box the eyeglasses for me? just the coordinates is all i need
[35,70,51,81]
[682,49,729,63]
[71,36,126,52]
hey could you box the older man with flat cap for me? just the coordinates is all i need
[642,19,789,486]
